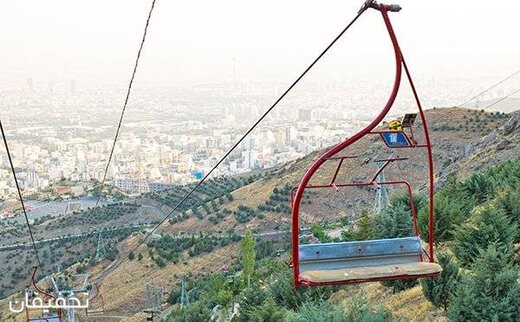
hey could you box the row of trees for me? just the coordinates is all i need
[147,231,241,267]
[150,175,255,215]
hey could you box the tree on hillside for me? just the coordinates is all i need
[242,229,256,286]
[165,301,211,322]
[494,187,520,242]
[269,268,335,311]
[448,245,520,321]
[421,253,459,312]
[452,203,516,267]
[462,173,496,204]
[311,224,332,243]
[284,298,392,322]
[375,194,423,292]
[353,209,374,241]
[374,196,415,239]
[283,301,346,322]
[418,190,471,245]
[237,286,267,322]
[249,298,286,322]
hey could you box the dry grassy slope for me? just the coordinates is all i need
[333,283,446,322]
[438,110,520,183]
[86,236,238,321]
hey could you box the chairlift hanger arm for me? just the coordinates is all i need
[30,267,56,300]
[369,156,408,182]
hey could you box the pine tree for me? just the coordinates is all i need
[242,229,256,286]
[375,194,423,292]
[237,286,267,322]
[494,187,520,242]
[421,253,459,312]
[353,209,374,241]
[374,197,414,239]
[448,245,520,321]
[166,301,211,322]
[462,173,496,204]
[418,191,470,244]
[249,298,286,322]
[452,203,516,267]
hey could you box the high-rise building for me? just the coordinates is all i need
[242,149,257,169]
[285,126,298,144]
[298,108,312,121]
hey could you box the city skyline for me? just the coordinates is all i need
[1,0,520,206]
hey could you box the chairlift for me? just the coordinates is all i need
[290,1,441,288]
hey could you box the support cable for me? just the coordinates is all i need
[483,87,520,110]
[115,0,374,273]
[0,120,46,274]
[457,69,520,108]
[95,0,157,207]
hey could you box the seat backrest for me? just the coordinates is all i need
[381,131,411,147]
[299,236,421,262]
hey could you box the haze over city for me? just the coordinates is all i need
[1,0,519,205]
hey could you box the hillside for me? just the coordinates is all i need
[156,107,512,236]
[0,107,518,322]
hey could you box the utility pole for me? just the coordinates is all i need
[95,232,106,262]
[49,273,90,322]
[143,284,162,321]
[180,276,189,309]
[373,160,389,214]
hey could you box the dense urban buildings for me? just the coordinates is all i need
[0,77,514,204]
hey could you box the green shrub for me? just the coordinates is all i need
[165,301,211,322]
[448,245,520,321]
[452,203,516,267]
[421,253,459,312]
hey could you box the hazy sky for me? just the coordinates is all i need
[1,0,519,88]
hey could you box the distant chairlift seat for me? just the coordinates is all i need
[86,309,105,316]
[298,236,441,285]
[28,317,61,322]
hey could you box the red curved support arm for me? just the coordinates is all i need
[291,4,403,288]
[29,266,63,320]
[30,266,55,301]
[401,58,435,262]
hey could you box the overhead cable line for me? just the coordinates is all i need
[95,0,157,207]
[457,69,520,108]
[483,87,520,110]
[110,0,376,276]
[0,120,46,273]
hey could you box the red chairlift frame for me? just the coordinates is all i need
[26,267,63,322]
[290,2,436,288]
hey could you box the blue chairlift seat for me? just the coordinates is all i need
[29,317,61,322]
[298,236,441,284]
